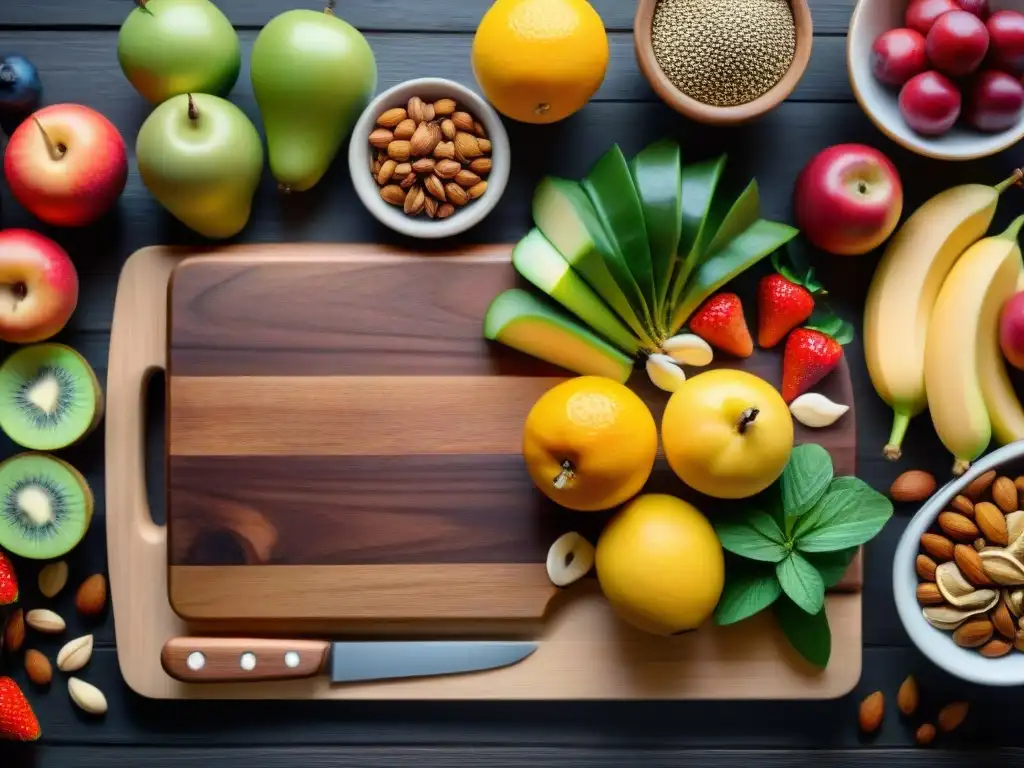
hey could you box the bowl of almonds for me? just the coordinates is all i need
[895,441,1024,686]
[348,77,510,239]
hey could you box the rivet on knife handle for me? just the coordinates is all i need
[161,638,330,683]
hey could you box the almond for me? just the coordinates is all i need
[38,560,68,599]
[407,96,427,124]
[938,511,979,542]
[387,140,411,162]
[965,470,997,500]
[425,174,446,201]
[454,131,483,159]
[436,203,455,220]
[474,120,487,138]
[951,495,975,518]
[57,634,94,672]
[433,141,455,160]
[369,128,393,150]
[937,701,969,732]
[467,181,488,200]
[451,111,474,132]
[403,185,426,216]
[412,158,436,174]
[371,156,382,176]
[455,169,481,188]
[915,723,936,746]
[897,675,919,716]
[445,183,469,207]
[376,107,407,128]
[916,554,937,582]
[26,608,65,634]
[921,533,955,561]
[380,185,407,206]
[3,608,24,653]
[1015,628,1024,652]
[441,118,456,141]
[953,617,993,648]
[432,98,457,117]
[996,594,1018,638]
[393,162,412,177]
[68,677,107,715]
[399,172,417,190]
[24,649,52,686]
[393,118,417,141]
[981,637,1013,657]
[976,502,1009,546]
[421,103,436,122]
[434,159,462,180]
[410,121,441,157]
[469,157,492,175]
[916,582,944,605]
[75,574,107,617]
[954,544,991,586]
[1015,475,1024,497]
[993,476,1019,513]
[376,159,397,186]
[478,138,492,154]
[858,691,884,733]
[890,470,938,502]
[423,197,439,219]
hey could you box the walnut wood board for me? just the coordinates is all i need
[108,244,861,701]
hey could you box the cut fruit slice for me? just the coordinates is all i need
[0,453,94,560]
[702,179,761,260]
[533,177,656,347]
[582,145,656,326]
[484,289,635,384]
[512,229,640,355]
[0,344,104,451]
[629,139,683,322]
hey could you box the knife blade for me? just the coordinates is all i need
[161,637,537,684]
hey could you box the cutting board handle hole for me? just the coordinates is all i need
[144,367,167,527]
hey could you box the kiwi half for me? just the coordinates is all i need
[0,344,104,450]
[0,453,93,559]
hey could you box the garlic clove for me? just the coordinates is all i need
[662,334,713,367]
[546,532,595,588]
[646,354,686,393]
[789,392,850,428]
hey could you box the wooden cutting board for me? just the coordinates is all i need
[165,245,859,625]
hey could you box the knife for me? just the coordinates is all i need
[161,637,537,684]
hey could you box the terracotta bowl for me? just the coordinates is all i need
[634,0,813,125]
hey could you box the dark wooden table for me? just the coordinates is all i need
[2,0,1024,765]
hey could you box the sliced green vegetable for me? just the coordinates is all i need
[512,228,640,355]
[671,219,799,333]
[702,179,761,260]
[629,139,683,325]
[483,289,635,384]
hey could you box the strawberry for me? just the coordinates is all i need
[758,273,816,348]
[0,552,16,606]
[782,329,844,403]
[0,677,40,742]
[688,293,753,358]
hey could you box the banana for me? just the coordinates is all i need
[924,216,1024,476]
[864,170,1022,461]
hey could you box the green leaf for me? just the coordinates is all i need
[774,597,831,668]
[702,179,761,260]
[795,477,894,553]
[771,246,825,295]
[776,551,825,614]
[714,511,789,562]
[805,548,858,589]
[780,444,833,522]
[714,561,782,626]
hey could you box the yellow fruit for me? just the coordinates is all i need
[471,0,609,125]
[661,369,793,500]
[596,494,724,635]
[522,376,656,512]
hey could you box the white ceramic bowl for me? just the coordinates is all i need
[894,441,1024,686]
[348,77,511,239]
[849,0,1024,161]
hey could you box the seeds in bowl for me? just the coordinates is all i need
[916,470,1024,658]
[370,97,492,220]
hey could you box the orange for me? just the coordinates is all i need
[522,376,657,512]
[471,0,609,125]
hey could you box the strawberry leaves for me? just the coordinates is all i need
[771,247,826,295]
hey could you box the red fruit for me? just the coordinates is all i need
[905,0,959,35]
[899,71,962,135]
[0,677,40,742]
[758,274,815,349]
[927,10,990,76]
[872,28,929,86]
[956,0,990,20]
[781,329,844,403]
[688,293,753,358]
[987,10,1024,73]
[0,552,17,606]
[965,69,1024,131]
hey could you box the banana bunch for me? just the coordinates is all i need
[864,169,1024,472]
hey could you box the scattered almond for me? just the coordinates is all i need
[976,502,1009,546]
[3,608,24,653]
[377,159,397,186]
[451,111,474,132]
[26,608,65,634]
[951,495,975,518]
[916,554,937,582]
[938,511,979,542]
[478,138,492,154]
[376,107,406,128]
[469,157,492,175]
[432,98,457,116]
[403,185,426,216]
[916,582,944,606]
[992,597,1016,638]
[434,159,462,180]
[954,544,991,586]
[897,675,919,716]
[24,649,52,686]
[441,118,456,140]
[68,677,107,716]
[38,560,68,599]
[981,637,1013,657]
[455,169,481,189]
[424,197,439,219]
[953,617,993,648]
[75,575,107,617]
[993,476,1019,513]
[393,162,412,177]
[387,140,411,162]
[380,185,407,206]
[368,128,393,150]
[858,691,884,733]
[965,470,997,501]
[915,723,936,746]
[468,181,488,200]
[393,118,416,140]
[436,203,455,220]
[412,158,436,174]
[425,174,446,201]
[57,635,94,673]
[921,533,955,561]
[937,701,969,732]
[445,183,469,207]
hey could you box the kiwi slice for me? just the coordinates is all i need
[0,344,104,450]
[0,453,94,559]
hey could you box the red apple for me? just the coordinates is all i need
[956,0,990,20]
[0,230,78,343]
[872,28,929,85]
[965,70,1024,131]
[1001,291,1024,371]
[899,71,962,134]
[927,10,990,76]
[3,104,128,228]
[987,10,1024,73]
[906,0,959,35]
[793,144,903,257]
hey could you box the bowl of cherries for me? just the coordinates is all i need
[849,0,1024,160]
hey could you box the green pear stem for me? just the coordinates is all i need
[736,407,759,435]
[994,169,1024,194]
[135,0,154,14]
[552,460,575,490]
[187,94,199,121]
[32,118,65,162]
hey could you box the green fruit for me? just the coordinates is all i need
[117,0,241,105]
[251,7,377,192]
[629,139,682,321]
[0,453,93,560]
[484,289,634,383]
[137,93,264,239]
[512,229,640,355]
[0,344,103,451]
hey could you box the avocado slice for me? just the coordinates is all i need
[484,289,635,384]
[512,229,641,356]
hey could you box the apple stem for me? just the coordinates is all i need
[32,117,65,161]
[135,0,154,14]
[187,94,199,121]
[994,169,1024,194]
[552,460,575,490]
[736,407,759,435]
[325,0,336,15]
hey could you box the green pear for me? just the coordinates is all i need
[118,0,241,105]
[251,3,377,192]
[136,93,264,239]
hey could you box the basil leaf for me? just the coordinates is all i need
[780,444,833,520]
[791,476,862,540]
[776,551,825,614]
[774,597,831,668]
[714,511,789,562]
[805,548,858,588]
[796,477,894,553]
[714,560,782,626]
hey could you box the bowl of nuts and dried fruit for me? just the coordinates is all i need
[348,77,510,239]
[895,441,1024,685]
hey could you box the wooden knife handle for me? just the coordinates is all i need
[161,637,330,683]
